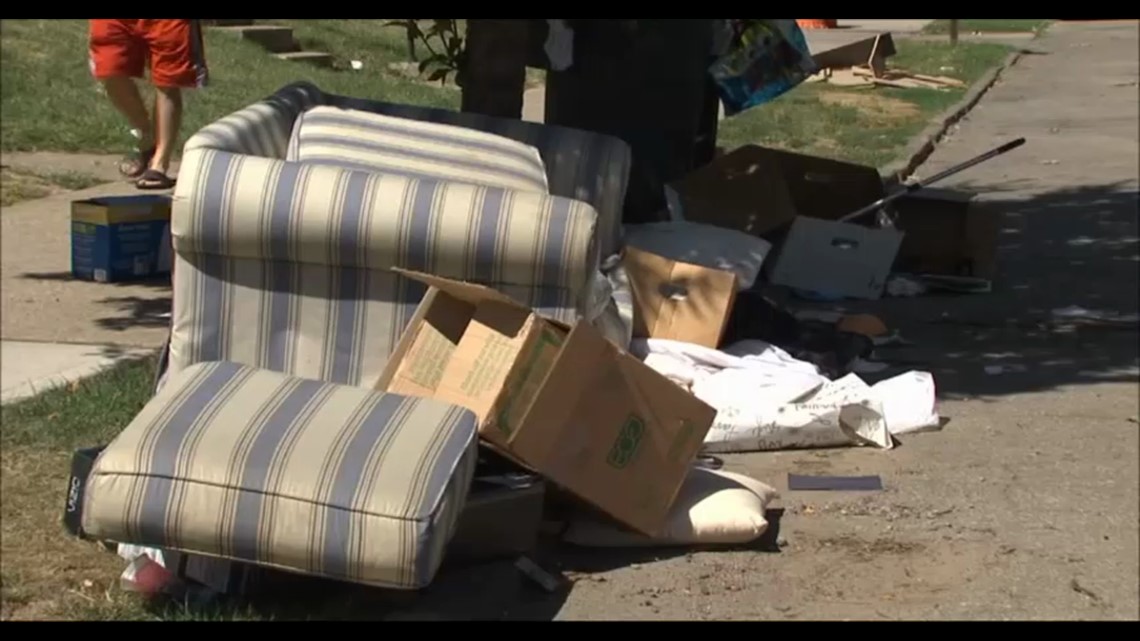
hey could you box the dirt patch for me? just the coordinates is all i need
[0,164,110,208]
[2,152,128,184]
[819,91,921,121]
[0,446,145,620]
[815,535,926,562]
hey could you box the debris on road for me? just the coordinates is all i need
[1069,578,1102,603]
[787,474,884,491]
[515,557,563,593]
[984,364,1028,375]
[1051,305,1140,329]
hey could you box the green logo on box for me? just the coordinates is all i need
[607,414,645,469]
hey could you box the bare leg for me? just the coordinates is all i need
[150,86,182,174]
[101,76,154,149]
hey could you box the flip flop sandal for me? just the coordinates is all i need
[135,169,175,190]
[119,147,156,179]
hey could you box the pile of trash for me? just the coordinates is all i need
[62,138,1023,611]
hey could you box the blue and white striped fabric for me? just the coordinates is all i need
[83,361,479,589]
[184,82,630,258]
[168,148,597,386]
[286,106,550,194]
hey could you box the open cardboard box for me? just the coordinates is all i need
[669,145,997,299]
[888,188,997,281]
[376,269,716,536]
[669,144,885,239]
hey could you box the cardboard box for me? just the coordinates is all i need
[766,217,904,300]
[623,246,738,348]
[377,269,716,536]
[667,144,885,239]
[889,189,997,280]
[71,195,172,283]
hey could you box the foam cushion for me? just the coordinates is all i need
[81,361,478,590]
[287,105,550,193]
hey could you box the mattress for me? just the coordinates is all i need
[81,361,479,590]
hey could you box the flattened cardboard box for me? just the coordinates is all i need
[622,246,739,348]
[377,269,716,536]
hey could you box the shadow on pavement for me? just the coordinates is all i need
[91,295,172,332]
[831,180,1139,399]
[18,272,172,347]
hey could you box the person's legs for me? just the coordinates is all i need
[137,20,207,188]
[89,19,154,177]
[150,87,182,175]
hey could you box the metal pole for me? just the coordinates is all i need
[949,19,959,47]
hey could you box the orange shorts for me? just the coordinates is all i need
[89,19,208,89]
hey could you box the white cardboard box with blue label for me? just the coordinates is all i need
[71,195,172,283]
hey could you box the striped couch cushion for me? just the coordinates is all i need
[287,106,550,194]
[81,361,479,590]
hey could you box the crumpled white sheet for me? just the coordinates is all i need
[632,338,941,452]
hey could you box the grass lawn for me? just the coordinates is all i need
[0,357,161,620]
[923,19,1052,34]
[0,19,457,155]
[0,166,106,207]
[1,357,298,620]
[716,40,1012,168]
[275,20,545,90]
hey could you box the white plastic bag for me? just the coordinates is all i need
[585,255,633,350]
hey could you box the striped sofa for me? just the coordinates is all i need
[164,81,634,386]
[82,83,633,590]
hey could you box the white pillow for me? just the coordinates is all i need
[287,106,550,193]
[562,467,779,547]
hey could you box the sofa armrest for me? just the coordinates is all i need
[172,148,599,297]
[183,82,326,159]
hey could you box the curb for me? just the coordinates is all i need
[879,49,1024,188]
[0,342,156,406]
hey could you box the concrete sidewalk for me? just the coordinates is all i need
[1,176,172,405]
[0,180,173,350]
[1,340,153,405]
